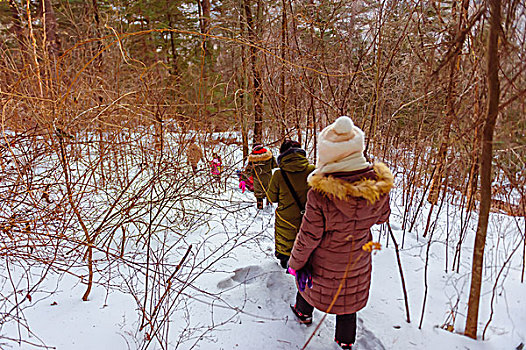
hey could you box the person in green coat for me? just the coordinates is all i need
[248,144,277,209]
[268,140,315,268]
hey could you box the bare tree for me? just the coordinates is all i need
[243,0,263,145]
[465,0,502,339]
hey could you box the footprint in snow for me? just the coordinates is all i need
[265,269,296,296]
[217,265,263,289]
[355,317,386,350]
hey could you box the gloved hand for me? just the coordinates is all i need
[288,266,313,292]
[239,180,246,193]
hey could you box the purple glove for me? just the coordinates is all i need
[288,266,312,292]
[297,268,313,292]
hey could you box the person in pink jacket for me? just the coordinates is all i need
[211,153,222,184]
[288,116,393,349]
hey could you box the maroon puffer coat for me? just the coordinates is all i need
[288,163,393,315]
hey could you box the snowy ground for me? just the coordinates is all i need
[1,141,525,350]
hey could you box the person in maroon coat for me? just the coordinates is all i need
[287,116,393,350]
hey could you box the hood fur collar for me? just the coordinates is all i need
[248,150,273,162]
[308,162,393,204]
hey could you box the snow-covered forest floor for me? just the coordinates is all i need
[1,137,525,350]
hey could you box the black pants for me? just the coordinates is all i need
[295,292,357,344]
[257,198,270,209]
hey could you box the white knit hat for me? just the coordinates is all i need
[317,116,365,166]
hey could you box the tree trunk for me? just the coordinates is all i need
[91,0,104,68]
[243,0,263,145]
[198,0,212,120]
[239,11,250,161]
[465,0,501,339]
[92,0,100,25]
[8,0,28,65]
[428,0,468,205]
[466,124,481,211]
[154,105,164,153]
[41,0,61,56]
[279,0,287,139]
[363,1,384,159]
[199,0,211,60]
[168,15,180,77]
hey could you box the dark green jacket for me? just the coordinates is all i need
[268,149,315,256]
[248,150,277,199]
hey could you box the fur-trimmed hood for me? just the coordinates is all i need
[308,162,393,204]
[248,149,273,163]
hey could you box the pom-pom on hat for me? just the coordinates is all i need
[317,116,366,167]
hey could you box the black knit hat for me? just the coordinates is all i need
[280,139,301,154]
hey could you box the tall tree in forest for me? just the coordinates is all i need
[243,0,263,145]
[279,0,287,138]
[41,0,61,56]
[199,0,211,59]
[7,0,28,64]
[465,0,501,339]
[167,13,180,77]
[427,0,469,207]
[237,8,250,160]
[198,0,212,119]
[90,0,103,66]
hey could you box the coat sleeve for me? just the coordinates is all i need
[376,193,391,225]
[289,190,325,270]
[268,171,280,203]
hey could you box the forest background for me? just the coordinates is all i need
[0,0,525,348]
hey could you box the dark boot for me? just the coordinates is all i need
[290,292,314,325]
[289,304,312,325]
